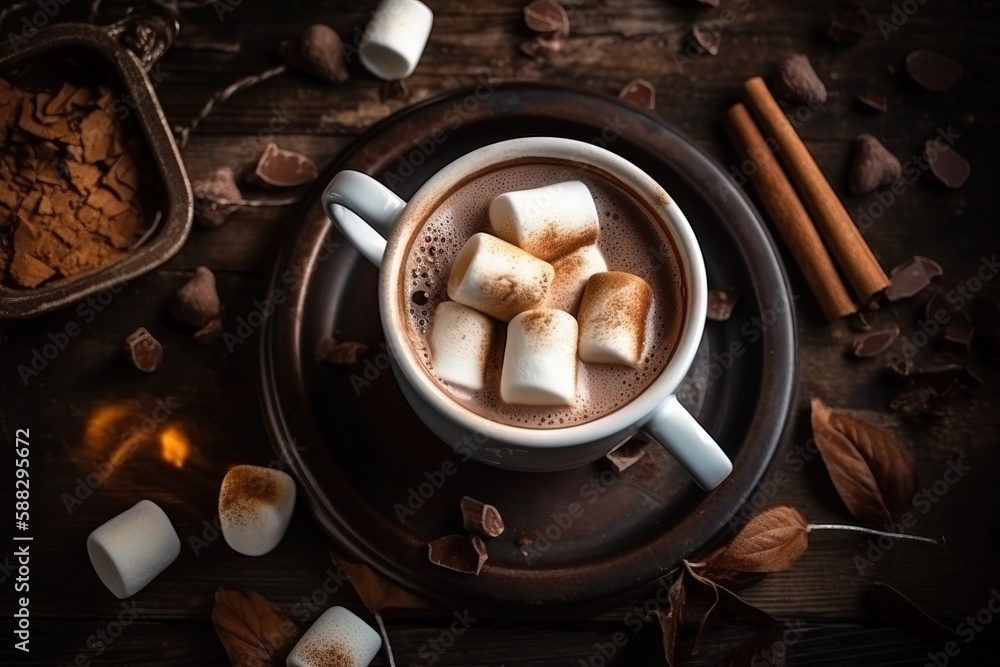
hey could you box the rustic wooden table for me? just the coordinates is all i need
[2,0,999,665]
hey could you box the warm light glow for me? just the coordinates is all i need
[159,426,190,468]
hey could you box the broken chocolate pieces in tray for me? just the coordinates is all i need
[0,68,160,289]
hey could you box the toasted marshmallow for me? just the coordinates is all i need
[429,301,494,391]
[489,180,600,261]
[501,308,578,405]
[546,244,608,314]
[87,500,180,599]
[578,272,652,367]
[447,232,554,322]
[219,465,296,557]
[286,606,382,667]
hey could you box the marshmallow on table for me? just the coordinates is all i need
[447,232,554,322]
[219,465,296,557]
[489,181,600,261]
[501,308,579,406]
[287,606,382,667]
[359,0,434,80]
[546,244,608,314]
[429,301,494,391]
[87,500,180,599]
[578,271,653,367]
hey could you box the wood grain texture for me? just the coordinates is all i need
[1,0,999,664]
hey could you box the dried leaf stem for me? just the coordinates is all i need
[374,613,397,667]
[175,65,287,147]
[806,523,942,545]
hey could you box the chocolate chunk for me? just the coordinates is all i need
[774,54,827,107]
[885,355,914,379]
[849,134,902,194]
[524,0,569,36]
[847,311,873,332]
[857,91,888,113]
[618,78,656,110]
[380,79,410,102]
[924,141,971,189]
[889,381,945,421]
[193,316,224,344]
[605,440,648,473]
[317,337,369,366]
[885,256,941,301]
[706,288,739,322]
[904,359,981,394]
[170,266,221,327]
[905,50,962,92]
[248,143,318,188]
[192,168,242,228]
[690,23,722,56]
[925,291,961,324]
[852,326,899,358]
[827,1,868,43]
[427,535,488,575]
[460,497,505,538]
[942,321,974,355]
[125,327,162,372]
[279,24,349,84]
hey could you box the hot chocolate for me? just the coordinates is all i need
[401,161,685,429]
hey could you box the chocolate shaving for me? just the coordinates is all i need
[170,266,222,327]
[605,440,648,472]
[924,141,971,189]
[849,134,901,195]
[427,535,488,575]
[925,291,962,323]
[885,256,941,301]
[942,321,974,355]
[852,326,899,358]
[279,24,349,85]
[618,78,655,110]
[125,327,163,372]
[690,23,722,56]
[316,337,368,366]
[460,496,506,538]
[905,50,962,92]
[889,381,946,421]
[523,0,569,36]
[857,91,888,113]
[707,288,739,322]
[774,54,827,107]
[827,1,868,43]
[885,355,913,379]
[247,143,318,188]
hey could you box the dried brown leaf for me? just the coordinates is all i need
[211,587,300,667]
[702,506,809,576]
[331,552,431,614]
[651,573,687,667]
[870,582,956,639]
[717,624,787,667]
[683,561,776,656]
[811,398,920,527]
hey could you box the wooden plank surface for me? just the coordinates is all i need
[2,0,999,665]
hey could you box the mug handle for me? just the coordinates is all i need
[641,395,733,490]
[322,170,407,266]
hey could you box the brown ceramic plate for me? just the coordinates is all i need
[260,84,796,618]
[0,10,192,319]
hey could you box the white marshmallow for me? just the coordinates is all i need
[489,181,600,261]
[546,244,608,314]
[447,232,554,322]
[87,500,180,599]
[219,465,296,557]
[287,606,382,667]
[429,301,494,391]
[577,272,653,367]
[501,308,578,405]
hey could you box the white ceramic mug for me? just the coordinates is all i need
[322,138,732,490]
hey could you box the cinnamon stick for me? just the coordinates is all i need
[722,104,856,320]
[741,76,889,302]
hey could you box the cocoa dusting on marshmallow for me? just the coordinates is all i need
[219,466,282,527]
